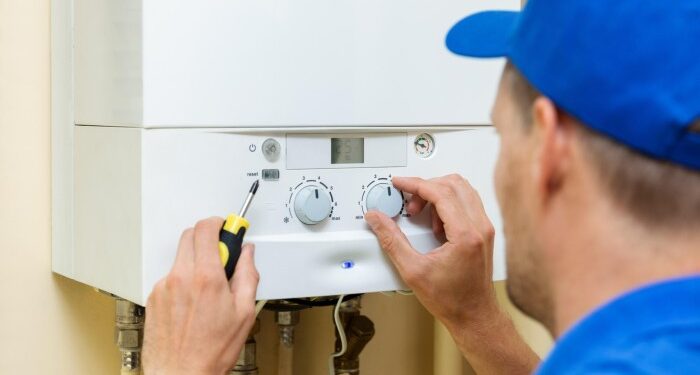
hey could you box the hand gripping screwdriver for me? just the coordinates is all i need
[219,180,259,279]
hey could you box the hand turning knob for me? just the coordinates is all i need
[365,183,403,218]
[294,185,332,225]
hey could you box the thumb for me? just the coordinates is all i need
[365,211,422,278]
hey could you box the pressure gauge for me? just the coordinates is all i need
[414,133,435,158]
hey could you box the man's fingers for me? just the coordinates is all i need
[392,177,444,203]
[439,174,494,237]
[405,192,428,216]
[393,175,449,215]
[230,244,259,302]
[392,176,464,234]
[462,187,494,237]
[396,175,494,244]
[171,228,195,275]
[194,217,226,274]
[431,205,444,236]
[365,211,422,277]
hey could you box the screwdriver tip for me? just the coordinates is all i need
[250,179,260,194]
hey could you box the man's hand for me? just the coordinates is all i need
[365,175,539,374]
[143,217,259,375]
[365,175,499,330]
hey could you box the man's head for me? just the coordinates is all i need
[445,0,700,332]
[492,62,700,329]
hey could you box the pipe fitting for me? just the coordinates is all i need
[334,315,375,374]
[334,298,375,375]
[114,298,145,373]
[275,311,300,348]
[230,319,260,375]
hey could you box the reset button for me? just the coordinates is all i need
[262,169,280,181]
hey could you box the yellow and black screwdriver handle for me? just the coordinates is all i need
[218,214,250,280]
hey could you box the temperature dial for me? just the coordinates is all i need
[294,185,332,225]
[366,183,403,218]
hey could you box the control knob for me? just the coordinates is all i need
[294,185,332,225]
[366,183,403,218]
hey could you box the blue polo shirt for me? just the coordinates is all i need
[536,275,700,374]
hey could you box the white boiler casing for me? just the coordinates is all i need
[52,0,518,305]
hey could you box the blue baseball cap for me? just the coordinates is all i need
[446,0,700,171]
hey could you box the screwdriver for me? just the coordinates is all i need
[219,180,259,280]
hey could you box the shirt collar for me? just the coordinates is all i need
[537,274,700,373]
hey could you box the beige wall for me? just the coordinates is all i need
[0,1,551,374]
[0,1,121,373]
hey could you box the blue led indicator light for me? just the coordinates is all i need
[341,260,355,269]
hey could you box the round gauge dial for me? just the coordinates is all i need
[414,133,435,158]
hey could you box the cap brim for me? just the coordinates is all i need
[446,10,520,58]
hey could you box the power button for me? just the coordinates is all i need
[262,138,281,162]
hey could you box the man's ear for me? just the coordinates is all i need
[530,97,573,205]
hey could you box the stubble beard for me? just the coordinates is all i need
[502,195,556,332]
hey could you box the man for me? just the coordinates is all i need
[143,0,700,374]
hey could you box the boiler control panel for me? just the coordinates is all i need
[73,126,505,303]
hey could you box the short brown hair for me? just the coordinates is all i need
[505,62,700,228]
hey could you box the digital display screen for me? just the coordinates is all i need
[331,138,364,164]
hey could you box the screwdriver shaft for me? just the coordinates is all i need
[238,180,259,218]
